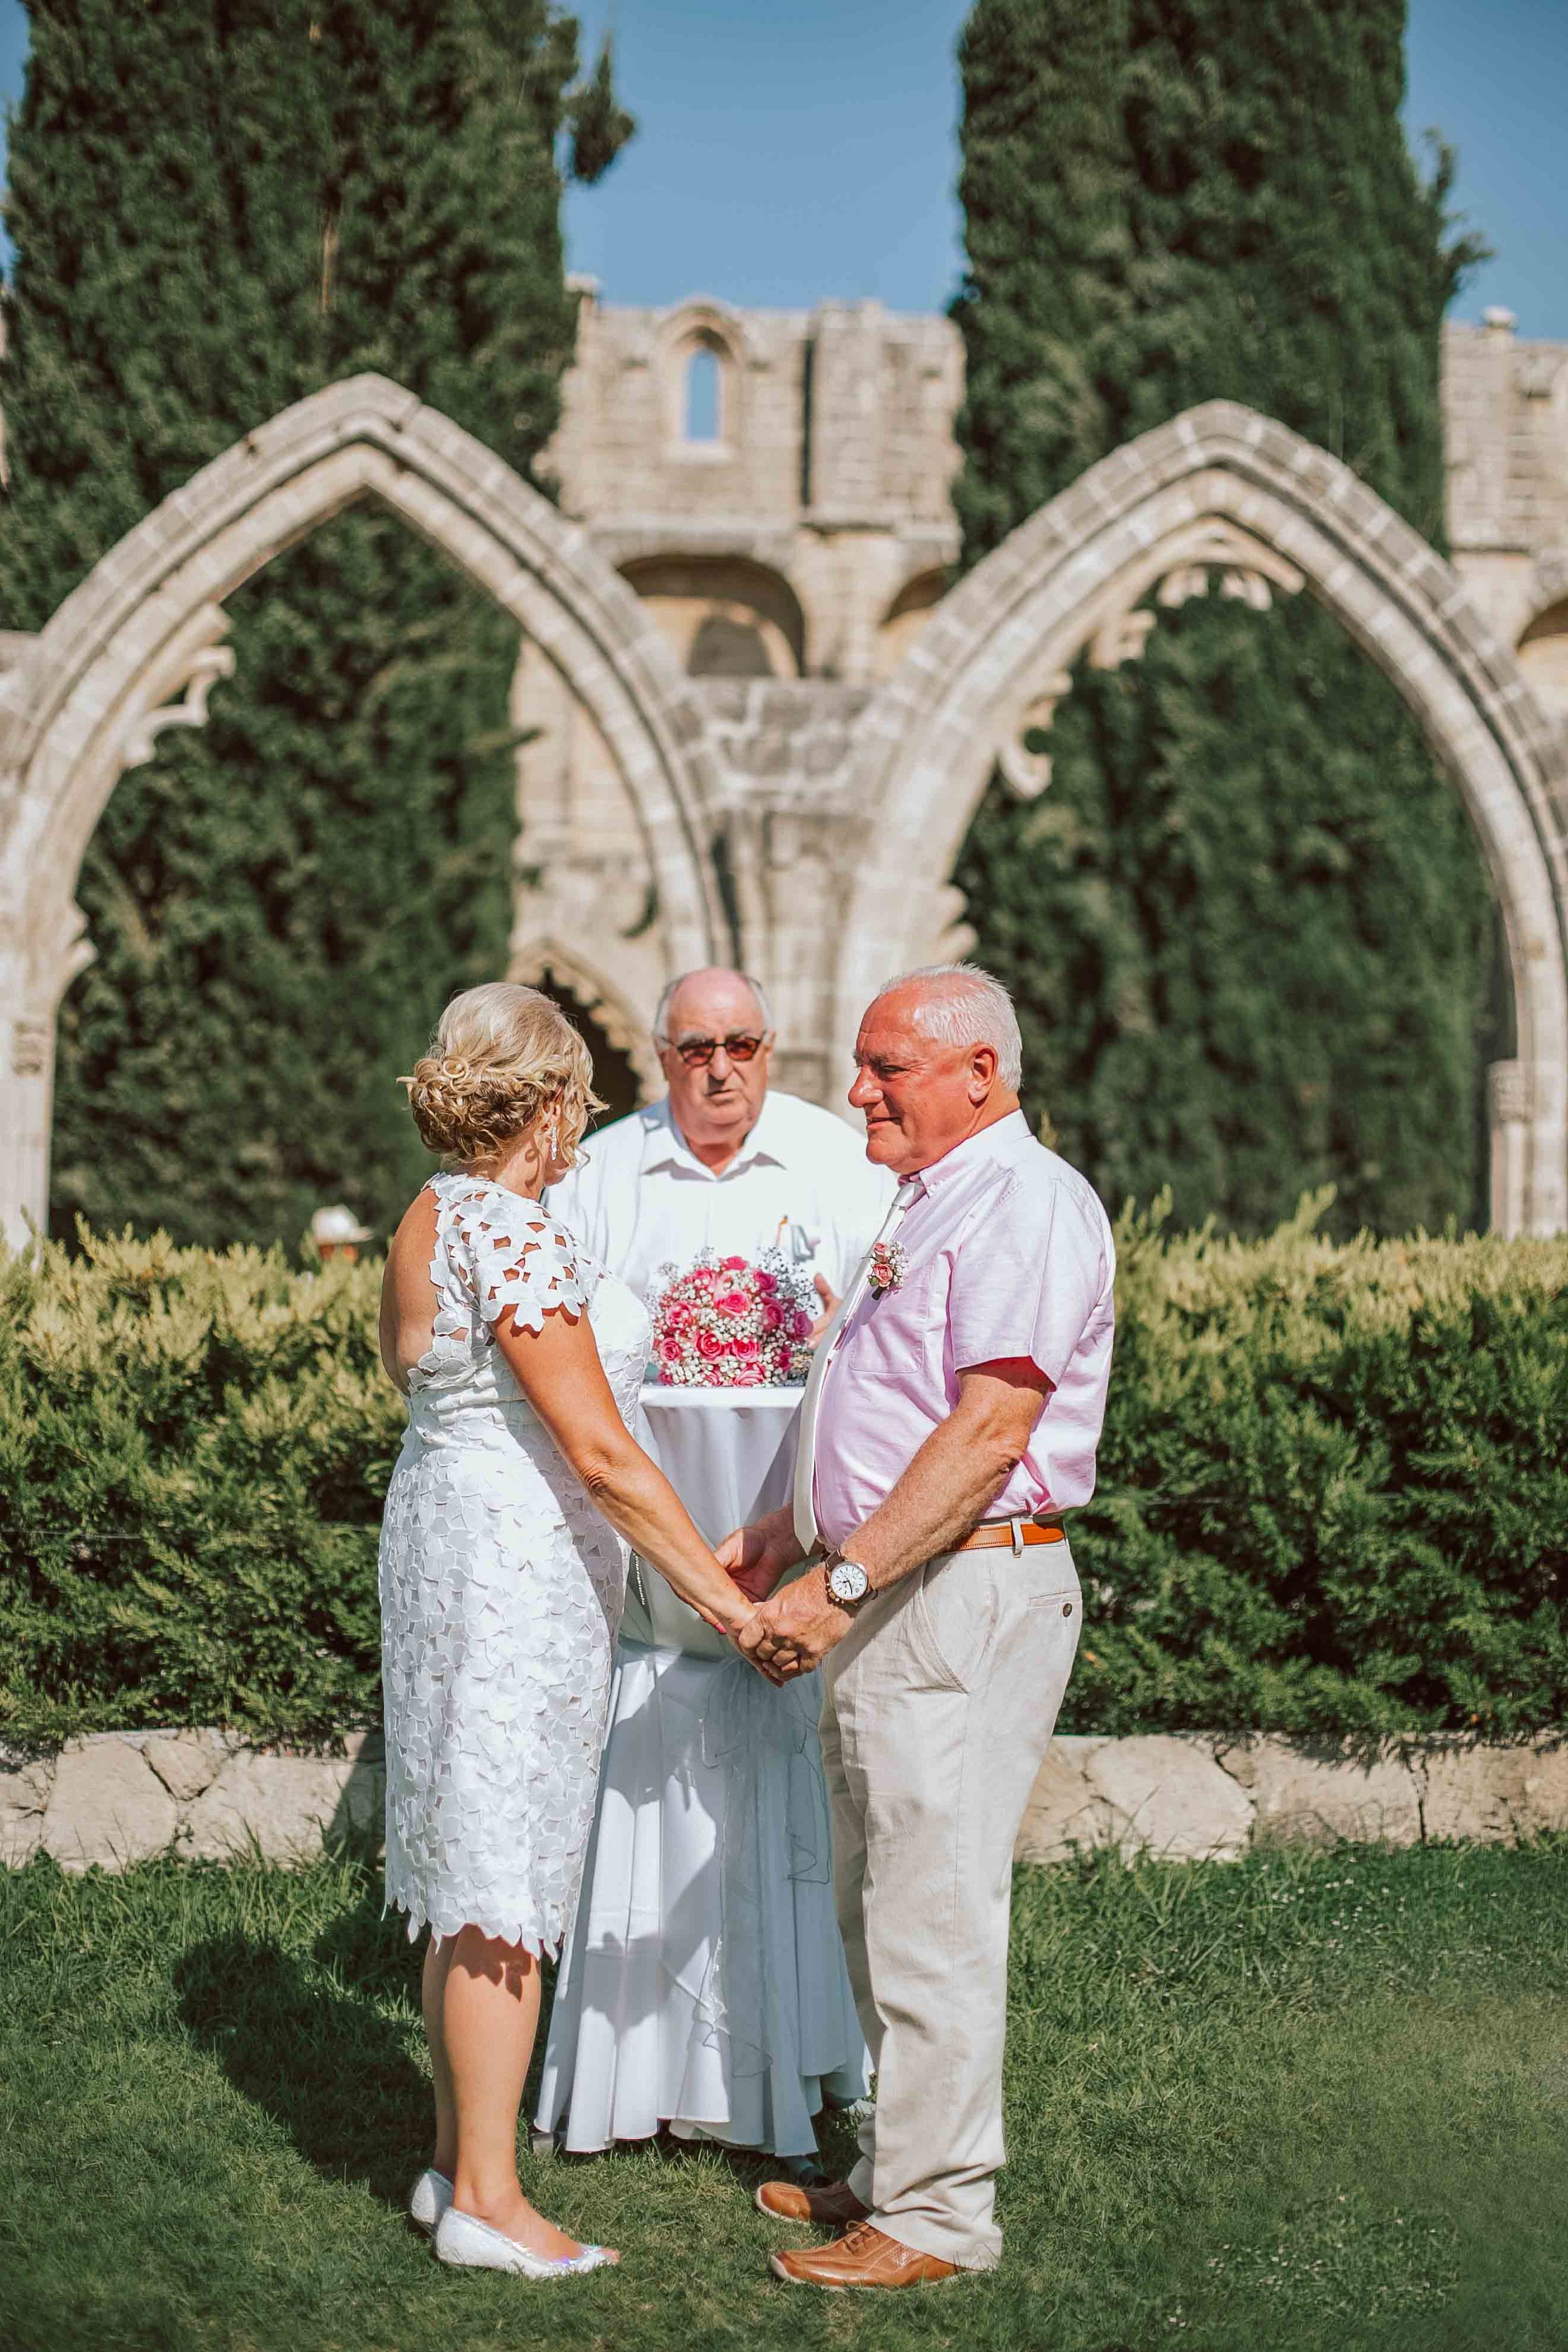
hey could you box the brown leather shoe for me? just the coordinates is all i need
[769,2220,958,2290]
[754,2176,870,2227]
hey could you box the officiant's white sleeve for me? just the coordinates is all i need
[541,1139,617,1266]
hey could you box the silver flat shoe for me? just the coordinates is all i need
[408,2167,454,2235]
[434,2205,616,2278]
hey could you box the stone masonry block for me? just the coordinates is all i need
[1418,1740,1568,1844]
[803,734,850,778]
[1015,1736,1115,1865]
[139,1729,233,1806]
[693,680,750,722]
[1216,1737,1421,1849]
[0,1756,54,1867]
[1252,413,1310,476]
[1400,541,1455,600]
[1084,1734,1254,1863]
[42,1737,180,1872]
[736,732,790,779]
[181,1751,384,1864]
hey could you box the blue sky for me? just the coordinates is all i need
[1,0,1562,336]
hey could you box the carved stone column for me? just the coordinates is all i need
[0,1011,55,1249]
[0,896,93,1250]
[1487,1058,1530,1239]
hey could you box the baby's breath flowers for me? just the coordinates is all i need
[651,1249,817,1387]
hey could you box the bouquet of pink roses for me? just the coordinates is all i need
[650,1248,817,1387]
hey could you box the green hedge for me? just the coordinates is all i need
[3,1207,1565,1749]
[1077,1199,1568,1740]
[1,1229,401,1749]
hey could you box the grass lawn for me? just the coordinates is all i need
[1,1837,1564,2352]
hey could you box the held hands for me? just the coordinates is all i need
[735,1562,854,1680]
[677,1567,781,1684]
[714,1508,847,1681]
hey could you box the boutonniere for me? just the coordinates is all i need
[867,1241,907,1296]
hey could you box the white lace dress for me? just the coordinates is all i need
[378,1171,652,1952]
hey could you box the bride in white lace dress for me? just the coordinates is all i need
[378,984,766,2281]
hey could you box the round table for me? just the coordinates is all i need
[622,1382,805,1655]
[534,1379,869,2158]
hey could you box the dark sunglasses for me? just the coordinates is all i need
[667,1032,768,1068]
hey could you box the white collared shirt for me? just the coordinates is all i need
[544,1089,896,1308]
[809,1110,1116,1545]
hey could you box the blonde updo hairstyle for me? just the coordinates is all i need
[403,983,603,1172]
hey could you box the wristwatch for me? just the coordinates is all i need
[823,1549,871,1613]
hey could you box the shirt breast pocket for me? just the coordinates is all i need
[857,1254,943,1381]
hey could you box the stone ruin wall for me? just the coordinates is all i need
[507,290,967,1081]
[511,290,1568,1093]
[4,288,1564,1209]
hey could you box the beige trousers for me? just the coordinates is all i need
[818,1539,1081,2270]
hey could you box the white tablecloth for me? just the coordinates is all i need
[536,1382,869,2157]
[621,1384,806,1656]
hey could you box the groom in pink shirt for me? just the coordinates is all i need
[726,962,1115,2290]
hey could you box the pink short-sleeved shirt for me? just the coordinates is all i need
[810,1111,1116,1547]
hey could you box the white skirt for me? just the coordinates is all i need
[535,1639,869,2157]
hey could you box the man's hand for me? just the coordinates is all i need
[809,1273,839,1343]
[715,1505,805,1604]
[736,1564,853,1677]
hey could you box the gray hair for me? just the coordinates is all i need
[869,962,1023,1089]
[653,968,774,1043]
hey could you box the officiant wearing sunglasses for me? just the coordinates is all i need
[534,968,893,2165]
[542,967,892,1313]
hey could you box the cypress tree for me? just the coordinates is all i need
[1,0,630,1248]
[951,0,1495,1236]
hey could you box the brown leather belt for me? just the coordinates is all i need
[955,1515,1066,1554]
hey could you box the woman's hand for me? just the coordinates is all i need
[631,1552,783,1682]
[682,1581,751,1641]
[714,1506,807,1604]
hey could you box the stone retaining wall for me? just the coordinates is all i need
[3,1727,1565,1875]
[0,1729,385,1872]
[1018,1733,1568,1863]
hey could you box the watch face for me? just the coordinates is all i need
[829,1559,869,1606]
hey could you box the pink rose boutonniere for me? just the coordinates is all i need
[867,1240,908,1296]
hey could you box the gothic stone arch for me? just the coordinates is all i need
[506,938,661,1104]
[837,401,1568,1236]
[0,373,723,1246]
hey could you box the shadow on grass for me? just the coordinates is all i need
[171,1878,855,2225]
[174,1880,430,2215]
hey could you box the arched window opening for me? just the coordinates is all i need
[46,506,531,1253]
[835,405,1568,1240]
[1517,596,1568,716]
[620,554,806,679]
[689,614,772,677]
[8,378,719,1255]
[532,967,643,1125]
[875,568,950,679]
[682,343,722,444]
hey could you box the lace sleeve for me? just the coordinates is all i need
[448,1185,590,1333]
